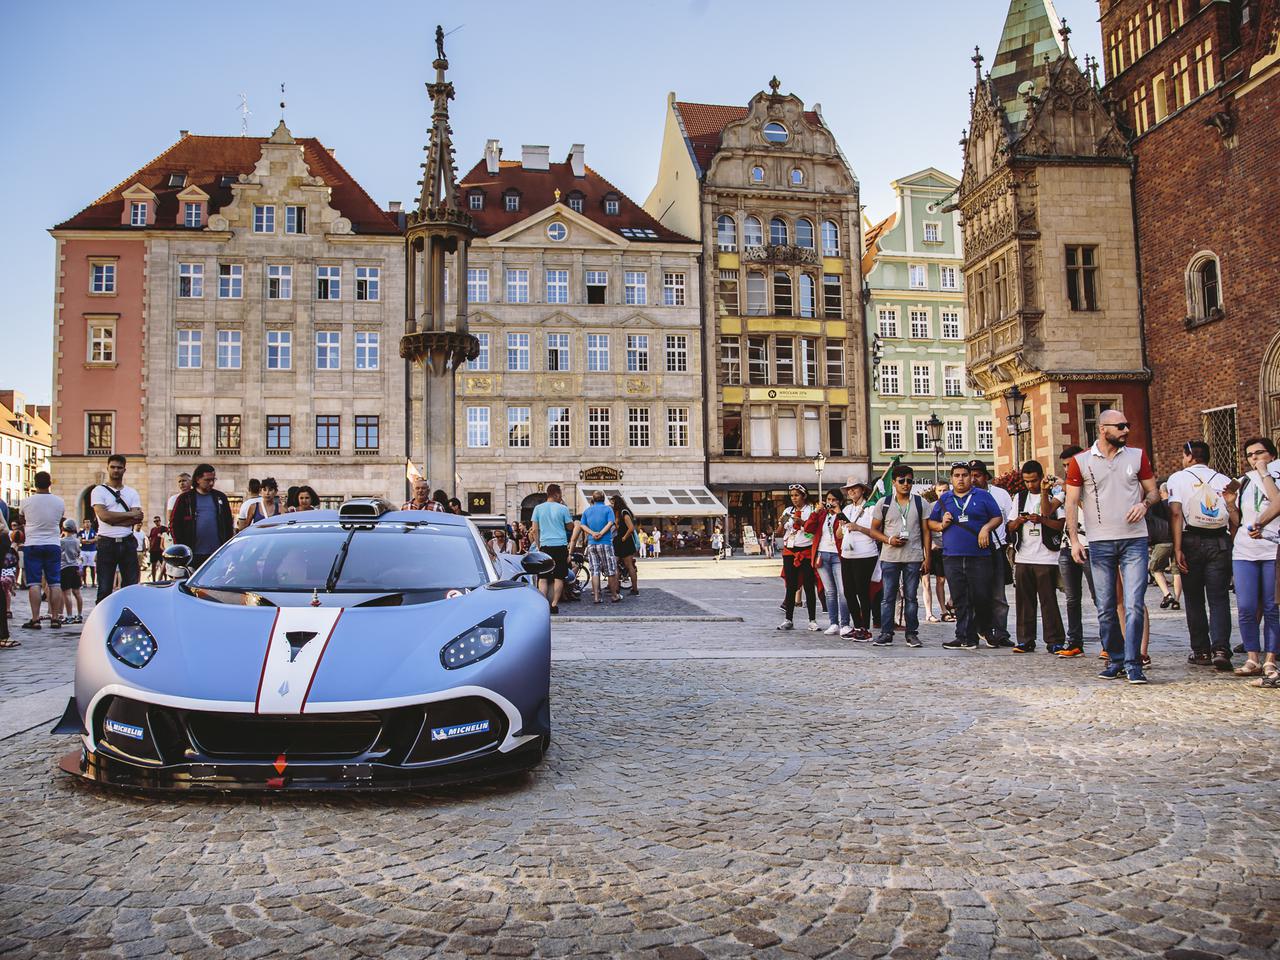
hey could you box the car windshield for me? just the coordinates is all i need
[187,522,488,593]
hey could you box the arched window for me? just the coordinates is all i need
[798,274,816,318]
[1152,75,1168,123]
[770,217,789,246]
[795,218,814,249]
[743,216,763,247]
[790,168,804,186]
[821,220,840,256]
[716,215,737,252]
[750,165,765,184]
[773,271,793,316]
[1186,252,1223,323]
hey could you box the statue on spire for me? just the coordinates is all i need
[435,24,445,61]
[417,24,466,219]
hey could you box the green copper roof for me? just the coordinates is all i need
[989,0,1065,126]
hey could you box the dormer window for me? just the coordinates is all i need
[183,202,203,228]
[167,173,186,188]
[604,194,620,216]
[504,190,521,212]
[468,189,484,211]
[567,191,585,213]
[129,202,148,226]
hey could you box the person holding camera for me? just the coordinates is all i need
[1006,460,1065,653]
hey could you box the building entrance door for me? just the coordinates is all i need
[1263,334,1280,447]
[520,492,548,524]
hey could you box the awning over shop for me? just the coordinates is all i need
[574,484,728,518]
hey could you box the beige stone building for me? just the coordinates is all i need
[645,84,868,538]
[52,124,406,518]
[430,142,706,521]
[958,1,1149,468]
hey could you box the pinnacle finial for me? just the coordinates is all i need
[1059,17,1071,57]
[972,46,984,83]
[768,75,781,96]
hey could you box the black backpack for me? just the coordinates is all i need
[1011,490,1064,552]
[1145,498,1173,546]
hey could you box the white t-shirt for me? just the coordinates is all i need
[983,484,1014,546]
[1007,494,1064,565]
[781,504,815,551]
[166,492,181,521]
[1234,469,1280,562]
[816,510,840,554]
[839,502,879,559]
[238,497,262,521]
[1167,465,1231,530]
[91,483,143,539]
[20,493,65,547]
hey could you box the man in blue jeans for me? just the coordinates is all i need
[869,464,931,647]
[929,462,1004,651]
[1064,411,1159,684]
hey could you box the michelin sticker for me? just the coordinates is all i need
[105,718,145,740]
[430,720,490,741]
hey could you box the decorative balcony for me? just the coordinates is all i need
[742,244,820,266]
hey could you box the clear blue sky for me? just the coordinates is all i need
[0,0,1101,405]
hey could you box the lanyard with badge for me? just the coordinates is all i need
[951,492,973,523]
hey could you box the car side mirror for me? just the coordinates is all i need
[521,550,555,576]
[162,543,193,580]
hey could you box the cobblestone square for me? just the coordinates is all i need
[0,561,1276,958]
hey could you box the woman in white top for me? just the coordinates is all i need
[812,489,850,636]
[837,480,880,640]
[1225,436,1280,683]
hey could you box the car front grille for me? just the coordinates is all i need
[187,711,383,760]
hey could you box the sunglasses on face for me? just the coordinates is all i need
[894,477,913,485]
[1104,422,1130,430]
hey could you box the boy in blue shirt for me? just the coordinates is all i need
[929,462,1005,650]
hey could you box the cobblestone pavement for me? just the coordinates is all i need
[0,568,1277,958]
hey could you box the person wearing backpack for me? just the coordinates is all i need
[868,464,931,648]
[1005,461,1066,654]
[1168,440,1234,671]
[1223,437,1280,686]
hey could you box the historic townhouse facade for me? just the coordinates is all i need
[645,85,867,537]
[958,0,1150,469]
[864,170,991,481]
[51,125,405,518]
[442,142,705,519]
[0,391,52,508]
[1098,0,1279,474]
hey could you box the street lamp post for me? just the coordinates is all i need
[926,413,944,484]
[813,451,827,501]
[1004,384,1029,466]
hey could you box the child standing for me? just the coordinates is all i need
[60,520,85,624]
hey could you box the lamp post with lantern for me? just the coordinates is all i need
[1004,384,1031,466]
[813,451,827,501]
[926,413,944,484]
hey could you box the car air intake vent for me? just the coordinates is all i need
[187,712,383,760]
[338,497,396,523]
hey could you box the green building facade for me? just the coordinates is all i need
[863,169,992,482]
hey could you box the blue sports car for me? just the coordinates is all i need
[53,499,555,791]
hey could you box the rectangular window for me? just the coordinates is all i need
[585,270,608,304]
[545,269,568,304]
[587,333,609,372]
[266,415,291,450]
[90,261,116,294]
[506,407,531,447]
[354,415,379,450]
[882,416,903,452]
[799,337,818,386]
[665,334,688,373]
[624,271,647,305]
[316,415,340,450]
[176,414,201,451]
[467,332,490,371]
[877,308,899,338]
[216,329,241,369]
[183,202,202,228]
[941,310,962,340]
[216,414,241,452]
[253,205,275,234]
[749,408,772,457]
[823,274,842,318]
[87,412,113,453]
[507,333,530,371]
[267,264,292,300]
[879,362,901,395]
[627,407,651,448]
[1081,399,1117,441]
[626,334,649,373]
[825,342,845,387]
[803,407,821,457]
[1195,39,1215,94]
[746,273,767,316]
[923,222,942,244]
[909,309,931,339]
[548,406,571,447]
[662,272,686,306]
[285,205,306,234]
[828,408,846,457]
[1133,85,1150,135]
[355,331,380,370]
[130,202,147,226]
[88,323,115,363]
[355,266,380,301]
[944,363,964,398]
[218,263,243,299]
[667,407,689,448]
[316,265,341,301]
[467,268,490,303]
[505,194,519,212]
[176,329,202,369]
[747,335,769,385]
[718,270,739,316]
[777,408,798,457]
[466,407,490,448]
[469,193,483,211]
[911,362,933,396]
[178,262,203,298]
[1065,245,1099,311]
[945,419,965,453]
[775,336,795,385]
[913,417,932,452]
[909,264,927,289]
[940,266,959,291]
[605,199,619,215]
[977,418,995,453]
[1173,54,1191,108]
[266,330,292,370]
[588,406,611,447]
[773,272,793,316]
[568,197,583,213]
[720,337,742,385]
[723,406,743,456]
[315,330,340,370]
[506,268,529,303]
[546,333,570,371]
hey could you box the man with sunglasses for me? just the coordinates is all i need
[869,464,931,647]
[1064,411,1159,683]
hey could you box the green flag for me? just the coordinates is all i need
[865,456,901,506]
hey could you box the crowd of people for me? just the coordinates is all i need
[772,411,1280,689]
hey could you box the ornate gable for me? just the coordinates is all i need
[1013,51,1129,161]
[959,71,1012,200]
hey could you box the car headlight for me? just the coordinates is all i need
[107,608,157,669]
[440,613,504,669]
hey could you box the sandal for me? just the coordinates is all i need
[49,618,63,629]
[926,614,940,623]
[1234,661,1264,677]
[1170,599,1181,610]
[0,637,19,648]
[20,620,40,630]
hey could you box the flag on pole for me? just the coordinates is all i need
[864,455,901,507]
[406,459,423,483]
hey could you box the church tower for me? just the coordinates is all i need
[400,26,480,495]
[957,0,1149,468]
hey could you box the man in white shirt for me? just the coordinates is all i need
[969,460,1014,647]
[1006,461,1066,653]
[91,454,145,602]
[166,473,190,527]
[1168,439,1234,670]
[19,471,65,629]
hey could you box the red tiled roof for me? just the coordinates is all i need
[861,213,897,276]
[458,157,693,243]
[55,134,400,235]
[673,101,824,173]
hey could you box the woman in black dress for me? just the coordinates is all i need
[611,495,640,595]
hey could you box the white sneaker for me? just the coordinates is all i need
[777,619,794,631]
[839,625,854,637]
[823,624,841,635]
[808,621,820,632]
